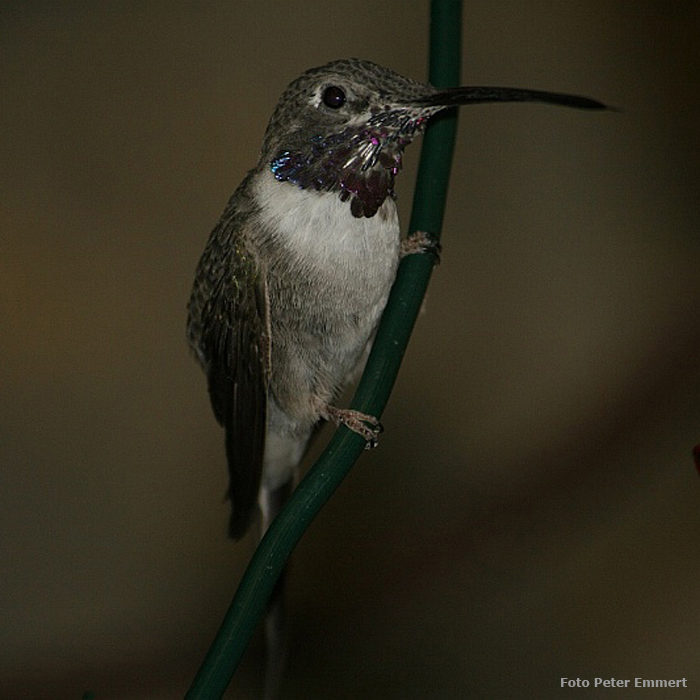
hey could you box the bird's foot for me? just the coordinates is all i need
[322,404,383,449]
[400,230,442,263]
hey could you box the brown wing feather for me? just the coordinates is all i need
[187,185,270,539]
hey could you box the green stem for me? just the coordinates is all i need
[185,1,463,697]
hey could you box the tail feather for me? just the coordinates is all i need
[258,478,295,700]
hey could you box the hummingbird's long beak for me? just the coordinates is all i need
[420,86,607,111]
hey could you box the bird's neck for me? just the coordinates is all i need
[249,168,400,275]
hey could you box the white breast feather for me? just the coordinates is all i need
[252,169,400,283]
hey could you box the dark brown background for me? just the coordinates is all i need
[2,2,699,698]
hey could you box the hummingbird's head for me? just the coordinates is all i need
[260,58,606,219]
[261,59,442,218]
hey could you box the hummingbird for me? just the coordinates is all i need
[187,58,606,541]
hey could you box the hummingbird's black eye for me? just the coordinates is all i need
[321,85,346,109]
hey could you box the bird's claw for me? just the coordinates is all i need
[323,405,383,447]
[400,230,442,263]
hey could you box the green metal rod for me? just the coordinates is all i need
[185,1,463,696]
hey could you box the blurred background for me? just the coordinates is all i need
[2,1,699,698]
